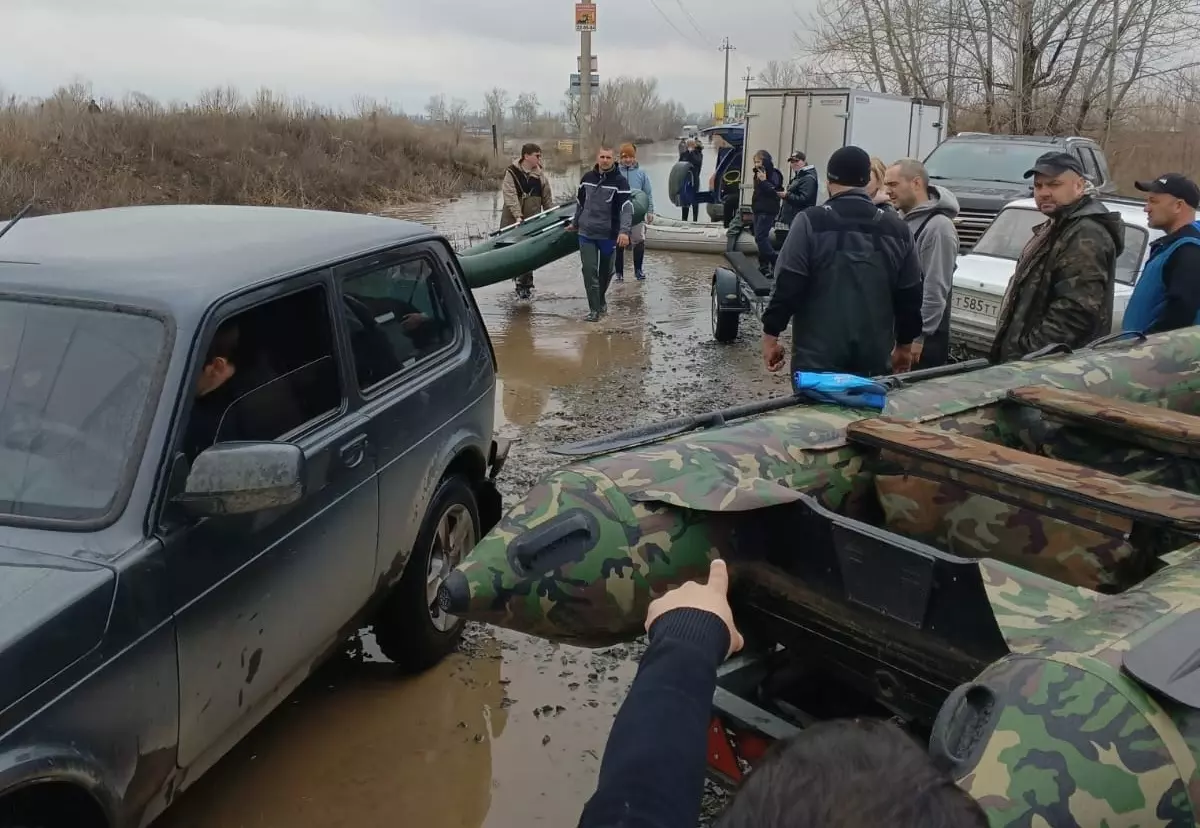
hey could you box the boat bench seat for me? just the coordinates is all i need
[847,417,1200,591]
[1007,385,1200,460]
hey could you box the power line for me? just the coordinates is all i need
[646,0,705,48]
[673,0,713,45]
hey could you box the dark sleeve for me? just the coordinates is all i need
[572,179,586,227]
[762,212,813,336]
[1017,226,1115,354]
[577,608,730,828]
[754,176,777,199]
[798,175,818,209]
[892,235,925,346]
[1148,243,1200,333]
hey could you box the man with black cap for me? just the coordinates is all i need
[777,150,820,232]
[761,145,924,378]
[991,151,1124,362]
[1122,173,1200,334]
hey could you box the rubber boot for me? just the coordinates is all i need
[613,247,625,282]
[633,243,646,280]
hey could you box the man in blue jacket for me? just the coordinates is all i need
[567,146,633,322]
[1123,173,1200,334]
[615,143,655,282]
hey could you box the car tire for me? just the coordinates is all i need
[373,474,479,673]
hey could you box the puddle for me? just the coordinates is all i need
[156,629,638,828]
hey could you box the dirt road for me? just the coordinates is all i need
[157,147,784,828]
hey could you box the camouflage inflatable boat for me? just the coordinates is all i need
[443,328,1200,825]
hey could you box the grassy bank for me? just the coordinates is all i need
[0,92,502,216]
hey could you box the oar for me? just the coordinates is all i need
[548,358,989,457]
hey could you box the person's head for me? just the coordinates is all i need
[717,719,989,828]
[713,133,729,149]
[1024,152,1089,215]
[1136,173,1200,232]
[867,157,888,198]
[826,146,872,196]
[618,143,637,167]
[752,151,764,168]
[197,321,239,397]
[596,145,615,171]
[787,150,806,171]
[519,143,542,169]
[885,158,932,212]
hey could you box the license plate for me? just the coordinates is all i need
[953,292,1000,318]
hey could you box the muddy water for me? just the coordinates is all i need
[156,146,782,828]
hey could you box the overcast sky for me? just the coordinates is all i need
[2,0,808,116]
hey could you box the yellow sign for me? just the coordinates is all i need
[575,3,596,31]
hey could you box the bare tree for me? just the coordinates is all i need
[796,0,1200,135]
[484,86,509,138]
[758,59,803,87]
[446,97,469,144]
[511,92,541,132]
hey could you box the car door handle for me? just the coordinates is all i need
[339,435,368,469]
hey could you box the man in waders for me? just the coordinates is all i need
[501,143,556,299]
[566,146,633,322]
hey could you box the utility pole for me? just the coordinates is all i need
[720,37,735,122]
[580,13,593,161]
[742,66,754,99]
[1013,0,1027,133]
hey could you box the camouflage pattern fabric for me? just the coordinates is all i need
[990,195,1124,363]
[849,417,1200,533]
[957,547,1200,824]
[1009,384,1200,459]
[874,474,1136,590]
[446,328,1200,646]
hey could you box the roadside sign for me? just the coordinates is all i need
[577,55,598,72]
[575,3,596,31]
[569,73,600,92]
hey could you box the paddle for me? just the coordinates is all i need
[547,358,990,457]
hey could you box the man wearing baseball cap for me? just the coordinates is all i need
[990,151,1123,362]
[1122,173,1200,334]
[777,150,819,235]
[761,145,924,378]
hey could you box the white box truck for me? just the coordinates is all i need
[740,88,946,206]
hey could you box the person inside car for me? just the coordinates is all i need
[183,321,302,460]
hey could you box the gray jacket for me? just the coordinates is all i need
[902,185,960,341]
[572,164,634,241]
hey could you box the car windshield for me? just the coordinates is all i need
[972,206,1148,285]
[0,299,166,523]
[924,141,1049,183]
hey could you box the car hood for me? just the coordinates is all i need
[930,179,1032,212]
[954,253,1018,295]
[0,545,115,715]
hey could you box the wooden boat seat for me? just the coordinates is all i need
[1007,385,1200,460]
[847,417,1200,591]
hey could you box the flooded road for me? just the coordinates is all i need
[156,145,781,828]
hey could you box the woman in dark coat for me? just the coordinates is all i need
[678,139,704,221]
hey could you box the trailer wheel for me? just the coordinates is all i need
[712,287,740,343]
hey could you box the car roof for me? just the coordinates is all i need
[1001,196,1151,227]
[0,205,439,316]
[948,133,1091,146]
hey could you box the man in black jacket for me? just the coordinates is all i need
[761,145,924,379]
[777,150,819,231]
[750,150,785,274]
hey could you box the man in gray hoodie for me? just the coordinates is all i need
[885,159,960,368]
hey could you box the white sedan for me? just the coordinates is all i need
[949,197,1161,352]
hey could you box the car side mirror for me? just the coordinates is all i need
[173,442,305,518]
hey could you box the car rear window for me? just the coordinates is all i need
[0,298,166,524]
[972,206,1145,284]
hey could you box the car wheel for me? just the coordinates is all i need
[373,474,479,673]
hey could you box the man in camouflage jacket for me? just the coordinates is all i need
[991,152,1124,363]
